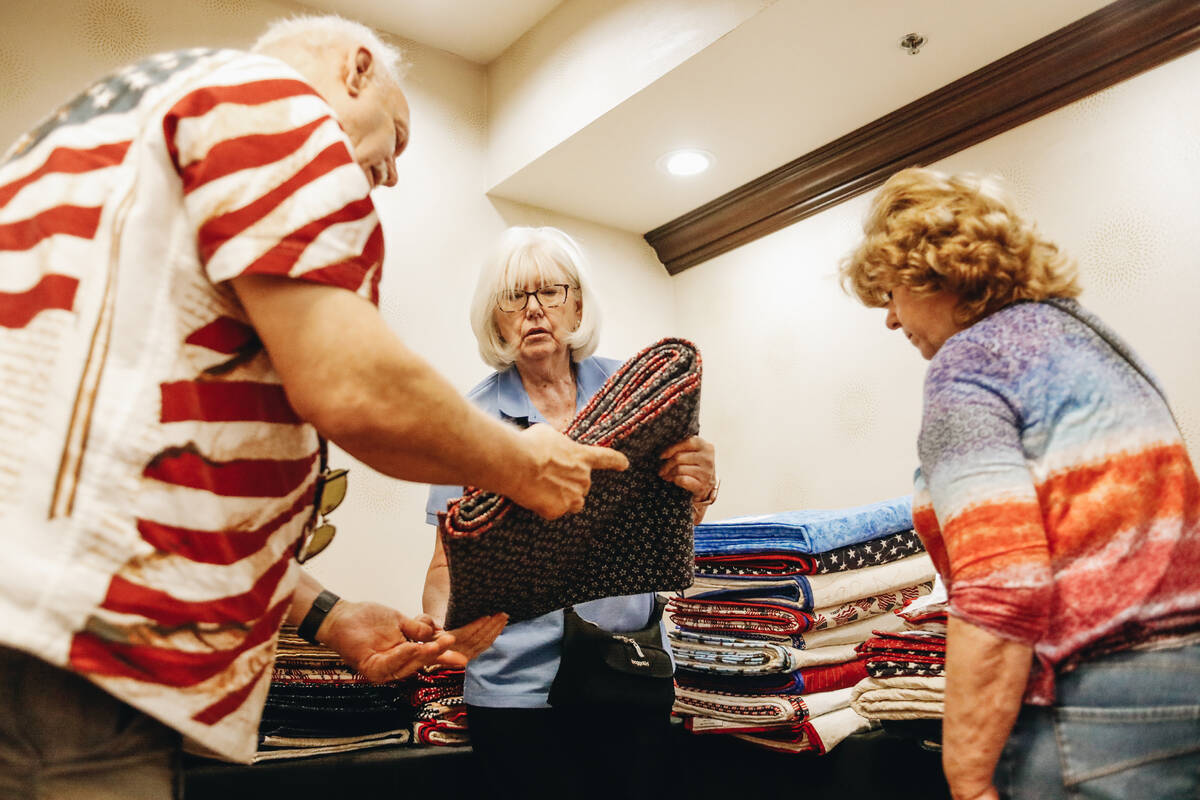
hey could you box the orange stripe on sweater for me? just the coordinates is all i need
[941,501,1048,582]
[1035,443,1200,560]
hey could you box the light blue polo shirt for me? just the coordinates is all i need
[425,355,668,708]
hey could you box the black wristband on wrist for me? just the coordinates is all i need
[298,589,340,645]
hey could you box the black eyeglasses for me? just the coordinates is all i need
[496,284,572,313]
[297,438,348,564]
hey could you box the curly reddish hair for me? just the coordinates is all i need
[840,167,1080,325]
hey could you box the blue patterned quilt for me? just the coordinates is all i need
[693,496,913,556]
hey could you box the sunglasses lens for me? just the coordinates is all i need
[298,523,336,563]
[317,469,349,515]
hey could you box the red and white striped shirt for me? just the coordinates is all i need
[0,49,381,761]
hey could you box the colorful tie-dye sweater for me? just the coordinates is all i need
[912,299,1200,704]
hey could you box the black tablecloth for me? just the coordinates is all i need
[183,722,949,800]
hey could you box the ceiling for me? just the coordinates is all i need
[300,0,1116,236]
[295,0,565,63]
[488,0,1115,234]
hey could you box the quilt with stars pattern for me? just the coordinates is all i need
[440,338,701,627]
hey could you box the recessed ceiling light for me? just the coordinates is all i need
[657,149,714,177]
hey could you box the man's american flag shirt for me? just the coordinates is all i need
[0,49,383,761]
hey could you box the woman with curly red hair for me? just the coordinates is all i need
[841,167,1200,800]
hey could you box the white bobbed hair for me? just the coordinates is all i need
[252,14,409,83]
[469,226,602,371]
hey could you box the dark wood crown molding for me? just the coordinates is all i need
[646,0,1200,275]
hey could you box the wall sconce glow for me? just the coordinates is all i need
[658,149,714,176]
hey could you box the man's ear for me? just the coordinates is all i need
[344,46,373,97]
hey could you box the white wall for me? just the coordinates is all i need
[486,0,773,187]
[0,0,310,147]
[0,0,675,610]
[675,48,1200,522]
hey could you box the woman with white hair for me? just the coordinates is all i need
[422,226,717,799]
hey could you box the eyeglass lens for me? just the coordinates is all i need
[497,284,570,312]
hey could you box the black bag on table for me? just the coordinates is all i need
[548,594,675,712]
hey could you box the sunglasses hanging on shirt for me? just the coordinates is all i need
[297,437,348,564]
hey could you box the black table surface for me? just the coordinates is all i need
[183,723,949,800]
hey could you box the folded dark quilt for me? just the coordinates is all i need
[675,657,868,697]
[857,633,947,656]
[261,636,461,741]
[259,705,415,738]
[669,597,815,636]
[412,719,470,746]
[862,651,946,667]
[260,673,419,736]
[268,662,464,708]
[440,338,701,627]
[676,670,806,695]
[692,496,913,557]
[862,650,945,665]
[695,552,816,577]
[810,529,925,573]
[867,662,946,678]
[415,698,467,725]
[858,633,947,678]
[668,583,930,637]
[694,529,925,577]
[412,698,470,746]
[262,684,413,707]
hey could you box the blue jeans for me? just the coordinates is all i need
[995,642,1200,799]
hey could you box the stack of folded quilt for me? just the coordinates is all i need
[256,628,470,760]
[408,666,470,746]
[850,577,948,749]
[669,496,936,755]
[255,627,415,761]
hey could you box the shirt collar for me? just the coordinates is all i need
[495,357,606,424]
[573,357,610,401]
[496,365,536,422]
